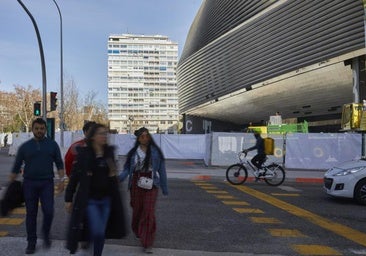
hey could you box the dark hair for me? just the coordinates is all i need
[127,127,164,171]
[84,123,115,160]
[85,123,108,153]
[83,121,96,134]
[85,123,107,146]
[32,118,46,128]
[134,127,148,137]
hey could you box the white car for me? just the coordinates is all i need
[324,158,366,205]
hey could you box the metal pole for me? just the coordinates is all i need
[52,0,64,147]
[17,0,47,121]
[362,132,365,158]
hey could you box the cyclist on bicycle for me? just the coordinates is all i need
[242,131,266,175]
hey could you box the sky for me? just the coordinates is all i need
[0,0,202,104]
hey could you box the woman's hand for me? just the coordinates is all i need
[65,202,73,213]
[56,180,65,194]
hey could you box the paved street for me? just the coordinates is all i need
[4,147,366,256]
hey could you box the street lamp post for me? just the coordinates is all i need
[128,116,134,134]
[17,0,47,121]
[52,0,64,147]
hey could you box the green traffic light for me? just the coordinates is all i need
[34,102,41,116]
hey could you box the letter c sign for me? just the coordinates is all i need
[186,120,193,132]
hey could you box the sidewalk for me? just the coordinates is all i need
[161,159,325,183]
[0,237,280,256]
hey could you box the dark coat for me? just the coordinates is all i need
[64,146,128,253]
[0,180,24,216]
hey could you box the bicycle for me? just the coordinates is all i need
[226,152,285,186]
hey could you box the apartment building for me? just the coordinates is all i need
[108,34,179,133]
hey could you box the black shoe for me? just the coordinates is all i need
[80,241,90,249]
[44,237,52,249]
[25,243,36,254]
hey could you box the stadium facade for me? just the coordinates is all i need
[177,0,366,134]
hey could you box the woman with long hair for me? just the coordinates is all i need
[119,127,168,254]
[65,123,126,255]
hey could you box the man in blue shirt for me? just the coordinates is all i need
[9,118,65,254]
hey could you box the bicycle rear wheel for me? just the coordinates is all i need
[226,164,248,185]
[264,164,285,186]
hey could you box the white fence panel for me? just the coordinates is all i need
[3,131,363,170]
[285,133,361,169]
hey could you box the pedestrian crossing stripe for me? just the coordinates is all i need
[205,190,228,194]
[10,208,26,214]
[233,208,264,214]
[194,183,213,186]
[193,182,221,191]
[215,195,235,199]
[0,218,24,225]
[0,231,8,237]
[291,244,342,255]
[197,185,218,189]
[250,217,282,224]
[267,228,307,237]
[221,201,250,206]
[203,187,219,190]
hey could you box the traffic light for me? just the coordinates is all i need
[50,92,57,111]
[34,102,41,116]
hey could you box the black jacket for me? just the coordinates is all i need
[64,145,128,253]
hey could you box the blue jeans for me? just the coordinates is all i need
[87,197,111,256]
[23,179,54,244]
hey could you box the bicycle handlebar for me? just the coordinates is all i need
[239,151,248,158]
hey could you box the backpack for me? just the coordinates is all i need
[264,137,274,155]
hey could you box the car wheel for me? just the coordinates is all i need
[354,179,366,205]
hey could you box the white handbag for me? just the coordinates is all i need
[137,176,153,190]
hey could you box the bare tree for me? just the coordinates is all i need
[13,85,42,132]
[62,78,108,130]
[0,91,18,132]
[0,77,108,132]
[62,77,84,131]
[83,91,108,125]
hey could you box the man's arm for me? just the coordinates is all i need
[56,168,66,193]
[54,142,66,192]
[10,145,24,181]
[57,169,65,180]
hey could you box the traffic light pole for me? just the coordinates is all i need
[52,0,64,147]
[17,0,47,121]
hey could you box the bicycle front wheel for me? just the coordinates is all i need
[226,164,248,185]
[264,164,285,186]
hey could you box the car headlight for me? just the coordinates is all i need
[333,167,365,176]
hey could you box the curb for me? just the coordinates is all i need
[191,175,324,184]
[295,177,323,183]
